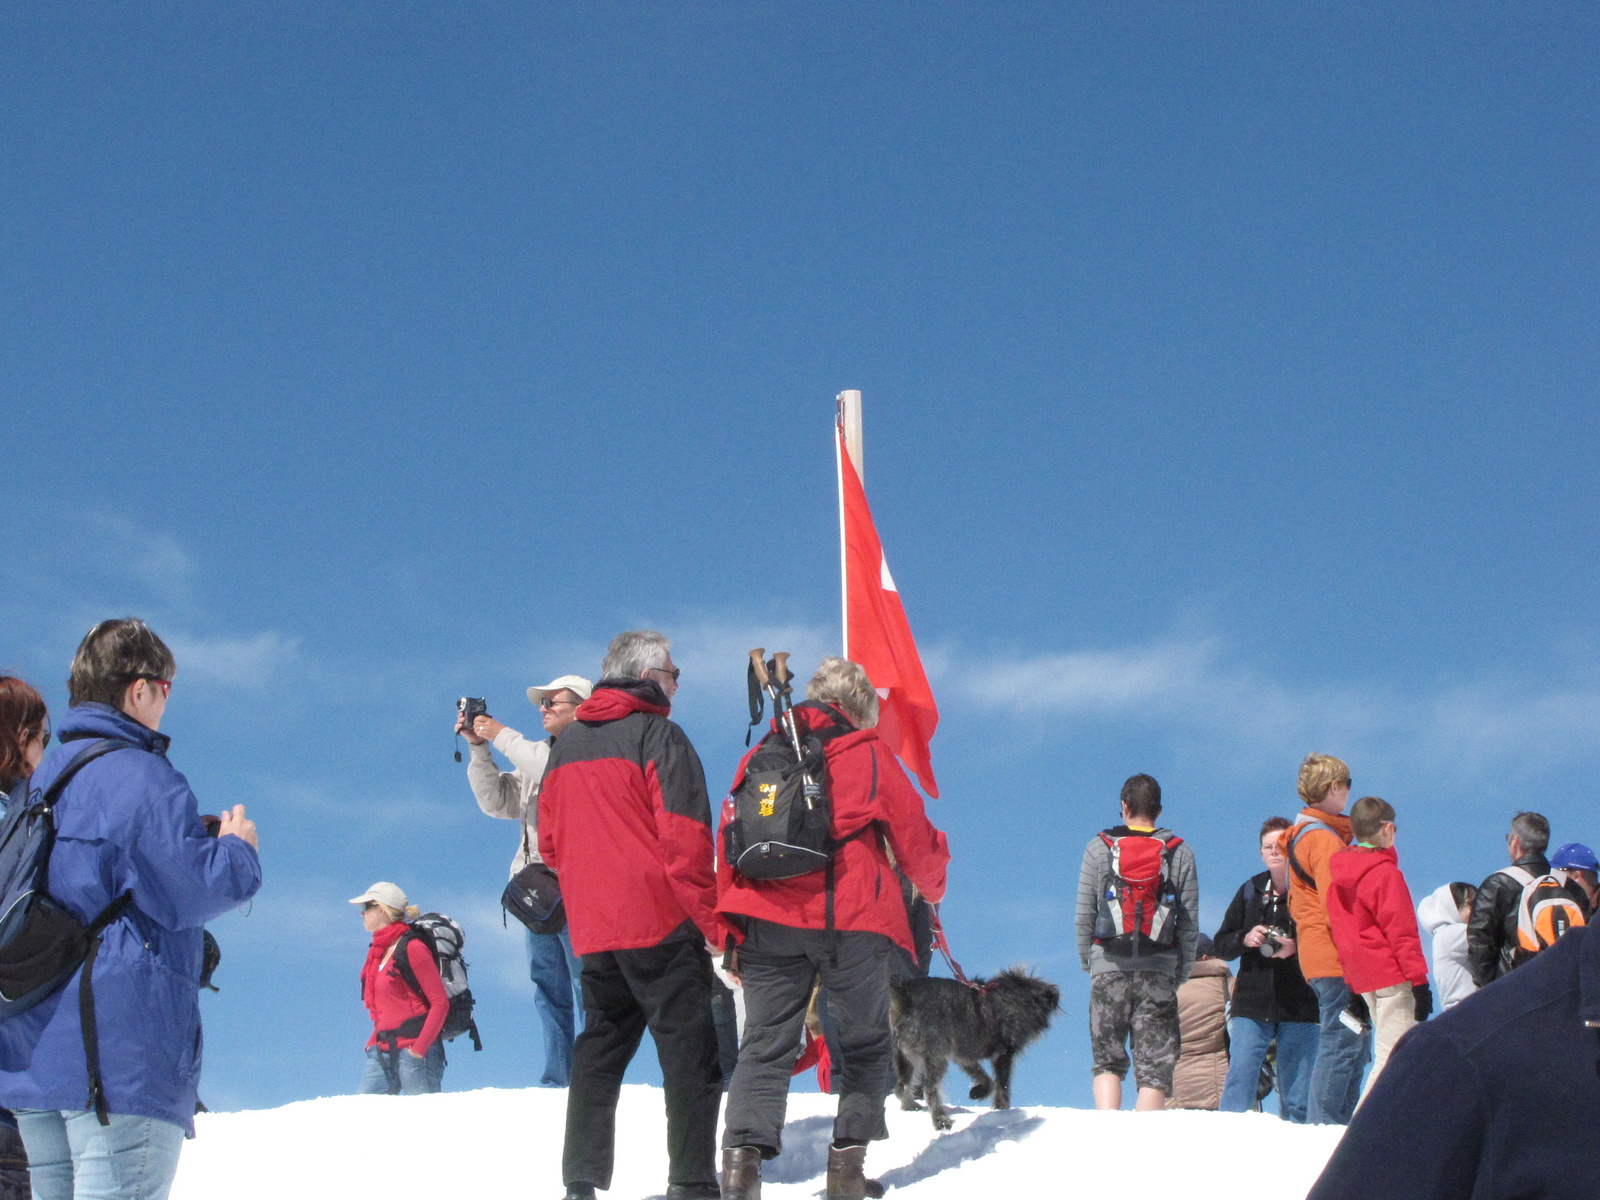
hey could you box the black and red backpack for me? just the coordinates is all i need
[1092,827,1185,957]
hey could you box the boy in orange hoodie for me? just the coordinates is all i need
[1325,796,1432,1102]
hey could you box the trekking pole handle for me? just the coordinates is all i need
[748,649,770,688]
[771,652,792,688]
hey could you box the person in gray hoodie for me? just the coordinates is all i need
[1417,882,1478,1011]
[1075,773,1200,1111]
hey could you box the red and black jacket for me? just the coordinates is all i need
[715,702,950,954]
[538,677,718,955]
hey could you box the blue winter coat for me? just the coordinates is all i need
[1309,922,1600,1198]
[0,705,261,1134]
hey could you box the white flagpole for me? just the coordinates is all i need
[836,389,863,658]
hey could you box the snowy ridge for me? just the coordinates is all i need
[172,1085,1343,1199]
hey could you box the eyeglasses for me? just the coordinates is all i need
[650,666,681,682]
[141,678,172,699]
[362,901,380,911]
[539,697,576,710]
[32,723,50,747]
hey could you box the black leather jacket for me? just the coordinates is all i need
[1467,851,1550,987]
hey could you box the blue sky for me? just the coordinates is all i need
[4,4,1598,1110]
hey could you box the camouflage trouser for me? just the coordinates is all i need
[1089,970,1180,1095]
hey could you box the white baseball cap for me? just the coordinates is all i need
[349,882,408,911]
[527,675,594,706]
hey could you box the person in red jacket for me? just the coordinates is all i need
[1324,797,1432,1103]
[538,631,722,1200]
[351,881,449,1095]
[717,657,950,1200]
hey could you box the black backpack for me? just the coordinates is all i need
[387,913,483,1052]
[0,737,139,1123]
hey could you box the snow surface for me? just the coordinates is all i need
[172,1084,1343,1199]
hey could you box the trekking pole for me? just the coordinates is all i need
[770,654,825,811]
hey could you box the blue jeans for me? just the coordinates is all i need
[359,1040,446,1094]
[1218,1017,1319,1121]
[528,925,583,1086]
[16,1110,185,1200]
[1307,976,1371,1125]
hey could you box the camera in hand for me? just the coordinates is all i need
[458,696,488,728]
[1258,926,1290,957]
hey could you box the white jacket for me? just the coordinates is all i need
[1418,882,1477,1010]
[466,727,552,877]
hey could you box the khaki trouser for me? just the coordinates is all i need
[1358,983,1416,1103]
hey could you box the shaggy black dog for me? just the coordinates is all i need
[889,967,1061,1132]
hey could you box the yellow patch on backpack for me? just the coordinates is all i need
[758,782,777,817]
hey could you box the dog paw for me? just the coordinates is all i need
[932,1112,954,1132]
[897,1097,924,1111]
[968,1082,993,1101]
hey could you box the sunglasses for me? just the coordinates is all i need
[141,677,172,698]
[539,696,577,710]
[651,666,681,682]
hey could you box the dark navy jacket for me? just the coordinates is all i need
[1310,922,1600,1199]
[0,705,261,1134]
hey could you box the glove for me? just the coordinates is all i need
[1345,993,1371,1028]
[1413,981,1433,1022]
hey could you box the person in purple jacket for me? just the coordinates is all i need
[0,619,262,1200]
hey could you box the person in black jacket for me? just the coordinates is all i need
[1308,922,1600,1199]
[1213,817,1322,1122]
[1467,811,1551,987]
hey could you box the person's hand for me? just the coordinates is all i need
[217,805,258,850]
[1413,981,1434,1022]
[1272,935,1297,959]
[1242,925,1269,949]
[472,716,507,742]
[407,1047,425,1059]
[1345,992,1371,1027]
[456,713,488,746]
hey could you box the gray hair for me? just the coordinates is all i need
[806,657,879,729]
[602,630,672,680]
[1511,811,1550,855]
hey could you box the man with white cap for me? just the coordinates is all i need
[458,673,593,1086]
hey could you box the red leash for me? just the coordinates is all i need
[929,904,991,993]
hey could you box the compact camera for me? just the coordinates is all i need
[1258,926,1291,957]
[458,696,488,729]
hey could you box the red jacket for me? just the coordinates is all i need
[360,920,449,1055]
[715,703,950,954]
[539,678,719,955]
[1325,845,1430,994]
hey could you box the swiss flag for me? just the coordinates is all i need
[838,425,941,797]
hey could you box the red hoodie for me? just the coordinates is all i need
[715,703,950,953]
[360,920,449,1055]
[539,678,719,955]
[1325,845,1430,994]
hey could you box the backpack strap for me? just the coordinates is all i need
[390,927,428,1003]
[1286,820,1336,892]
[79,891,134,1125]
[1499,866,1537,890]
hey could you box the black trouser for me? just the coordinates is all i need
[723,920,894,1158]
[563,930,722,1190]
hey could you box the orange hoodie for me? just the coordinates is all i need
[1281,807,1354,980]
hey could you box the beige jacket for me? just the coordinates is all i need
[1168,957,1232,1110]
[466,727,552,877]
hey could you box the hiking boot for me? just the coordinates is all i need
[825,1145,883,1200]
[563,1186,597,1200]
[664,1184,721,1200]
[721,1146,762,1200]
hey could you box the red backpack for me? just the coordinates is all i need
[1093,829,1185,957]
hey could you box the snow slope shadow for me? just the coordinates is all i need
[764,1115,835,1183]
[877,1109,1045,1191]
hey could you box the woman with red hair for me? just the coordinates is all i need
[0,674,49,807]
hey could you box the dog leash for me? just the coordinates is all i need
[929,904,992,993]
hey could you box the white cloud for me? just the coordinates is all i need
[166,631,302,688]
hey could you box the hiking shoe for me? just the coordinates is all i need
[665,1184,721,1200]
[825,1145,882,1200]
[563,1186,597,1200]
[721,1146,762,1200]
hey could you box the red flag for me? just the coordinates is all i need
[837,425,940,797]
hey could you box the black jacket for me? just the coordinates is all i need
[1467,852,1549,987]
[1309,923,1600,1199]
[1212,871,1321,1024]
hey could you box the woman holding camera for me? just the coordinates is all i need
[1212,816,1323,1121]
[352,882,448,1095]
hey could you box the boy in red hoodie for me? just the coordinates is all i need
[1325,796,1432,1102]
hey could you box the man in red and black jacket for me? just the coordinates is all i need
[538,630,721,1200]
